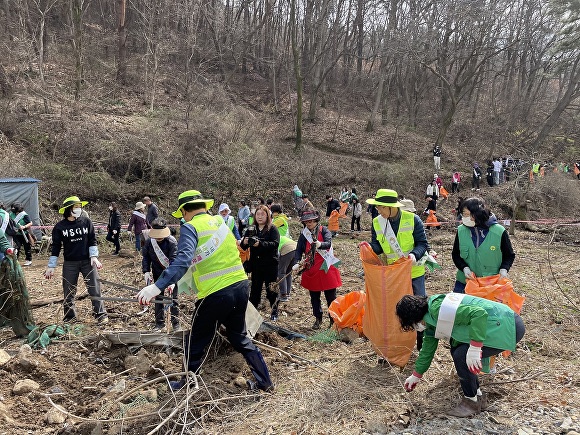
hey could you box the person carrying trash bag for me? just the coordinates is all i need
[396,293,525,417]
[367,188,429,350]
[44,196,108,325]
[292,209,342,330]
[452,197,515,294]
[136,190,273,393]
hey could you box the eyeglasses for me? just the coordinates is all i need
[303,219,316,224]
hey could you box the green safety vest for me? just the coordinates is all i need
[225,215,235,231]
[532,163,540,173]
[424,294,516,351]
[187,213,247,299]
[372,210,425,278]
[455,224,504,283]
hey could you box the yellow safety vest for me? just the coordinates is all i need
[188,213,247,298]
[272,213,289,237]
[372,210,425,278]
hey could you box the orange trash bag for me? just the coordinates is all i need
[328,291,366,335]
[339,202,348,218]
[439,186,449,199]
[465,273,525,358]
[359,242,416,368]
[328,210,340,232]
[425,210,441,227]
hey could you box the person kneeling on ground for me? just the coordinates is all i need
[396,293,525,417]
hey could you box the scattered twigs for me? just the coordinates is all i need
[482,369,547,386]
[252,337,329,372]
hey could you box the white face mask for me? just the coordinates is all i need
[108,206,113,211]
[413,323,427,332]
[413,322,426,332]
[71,208,82,218]
[462,216,476,227]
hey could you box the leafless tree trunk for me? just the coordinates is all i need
[117,0,127,83]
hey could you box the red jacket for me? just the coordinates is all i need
[297,226,342,291]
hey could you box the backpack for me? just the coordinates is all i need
[0,210,19,237]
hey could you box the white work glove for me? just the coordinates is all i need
[44,267,55,279]
[463,267,474,279]
[314,240,322,249]
[91,257,103,270]
[292,263,300,271]
[499,268,508,279]
[408,253,416,264]
[144,272,152,284]
[137,283,161,305]
[466,342,483,374]
[113,230,118,234]
[5,248,16,256]
[404,371,422,392]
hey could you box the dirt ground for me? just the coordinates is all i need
[0,214,579,435]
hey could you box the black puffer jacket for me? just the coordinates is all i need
[241,224,280,277]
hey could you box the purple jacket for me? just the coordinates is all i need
[127,211,149,235]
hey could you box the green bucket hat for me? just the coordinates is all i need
[59,196,88,214]
[172,190,214,218]
[365,189,403,207]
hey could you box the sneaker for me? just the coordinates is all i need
[152,324,165,332]
[279,295,289,302]
[312,318,322,330]
[169,377,187,391]
[97,315,109,325]
[63,316,78,324]
[247,379,275,393]
[111,252,119,256]
[171,323,180,331]
[23,260,32,266]
[270,312,278,322]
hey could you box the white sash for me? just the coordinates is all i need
[301,227,340,271]
[0,210,8,232]
[435,293,466,340]
[14,211,27,225]
[151,238,170,268]
[377,216,405,259]
[132,210,147,220]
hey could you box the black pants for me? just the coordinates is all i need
[452,182,459,193]
[472,177,480,189]
[184,280,256,371]
[351,215,361,231]
[309,288,337,320]
[13,234,32,261]
[153,270,179,327]
[451,314,525,397]
[249,269,278,309]
[105,229,120,253]
[62,259,107,320]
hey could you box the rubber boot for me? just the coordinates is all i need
[416,331,424,351]
[243,349,274,392]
